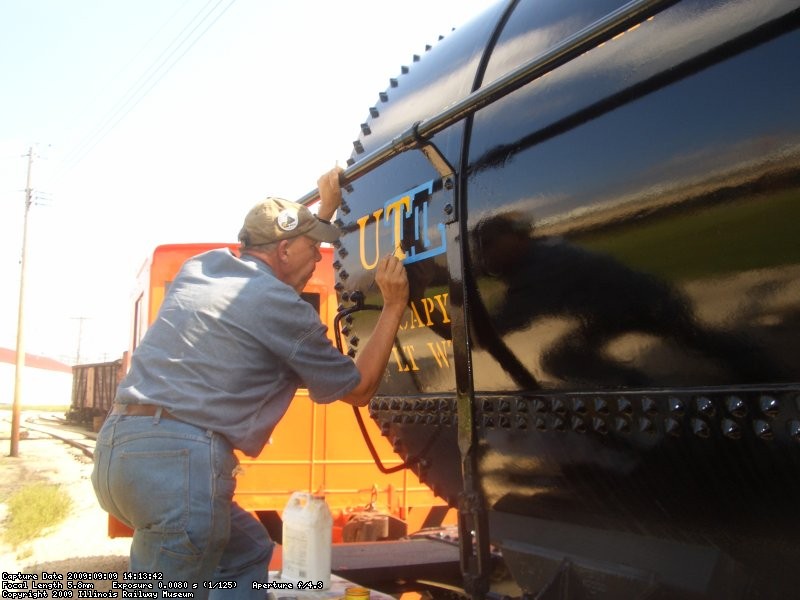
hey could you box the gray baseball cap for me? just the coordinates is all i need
[238,197,340,246]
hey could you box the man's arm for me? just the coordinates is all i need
[340,254,409,407]
[317,166,344,222]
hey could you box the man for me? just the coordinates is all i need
[91,167,409,597]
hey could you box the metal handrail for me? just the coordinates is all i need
[297,0,676,206]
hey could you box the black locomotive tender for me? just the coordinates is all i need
[301,0,800,597]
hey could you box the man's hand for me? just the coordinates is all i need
[317,166,344,222]
[375,254,409,312]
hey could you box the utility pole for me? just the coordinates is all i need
[10,147,34,457]
[71,316,89,365]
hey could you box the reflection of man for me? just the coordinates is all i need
[475,212,778,386]
[92,167,409,597]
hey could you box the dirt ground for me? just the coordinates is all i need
[0,411,131,590]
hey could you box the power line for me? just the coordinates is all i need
[61,0,237,172]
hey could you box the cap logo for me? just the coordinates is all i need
[277,208,299,232]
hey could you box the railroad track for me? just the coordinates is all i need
[2,413,96,458]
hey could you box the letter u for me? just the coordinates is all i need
[357,208,384,270]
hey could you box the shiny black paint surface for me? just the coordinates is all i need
[336,0,800,596]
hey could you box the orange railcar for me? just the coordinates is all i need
[109,242,452,540]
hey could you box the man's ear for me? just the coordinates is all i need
[278,239,291,262]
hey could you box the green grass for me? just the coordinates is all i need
[2,483,73,548]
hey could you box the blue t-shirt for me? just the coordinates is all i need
[116,248,361,456]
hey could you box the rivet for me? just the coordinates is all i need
[499,400,511,413]
[692,418,710,438]
[389,78,398,88]
[515,399,528,413]
[552,398,567,416]
[721,418,742,440]
[369,106,379,118]
[340,200,351,214]
[401,65,409,74]
[482,399,494,412]
[571,417,586,433]
[413,54,420,62]
[349,335,360,347]
[788,421,800,442]
[353,140,365,154]
[617,397,632,415]
[339,270,349,280]
[642,397,658,416]
[534,417,546,431]
[444,178,454,190]
[483,416,495,429]
[334,282,344,292]
[341,325,351,337]
[668,397,685,416]
[725,395,747,418]
[639,418,655,434]
[592,417,608,435]
[338,247,349,258]
[695,396,715,417]
[516,416,528,430]
[500,416,511,429]
[332,260,342,270]
[379,91,388,102]
[333,218,344,228]
[360,123,371,135]
[572,398,587,415]
[552,417,566,432]
[615,417,630,433]
[438,399,450,412]
[346,157,355,166]
[390,398,401,411]
[759,395,779,418]
[347,348,356,358]
[754,419,774,440]
[444,203,454,215]
[533,399,547,413]
[594,397,609,415]
[665,418,681,437]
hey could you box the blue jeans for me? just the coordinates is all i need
[91,411,273,599]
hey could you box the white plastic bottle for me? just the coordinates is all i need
[281,492,333,589]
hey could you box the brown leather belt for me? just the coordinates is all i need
[111,403,179,420]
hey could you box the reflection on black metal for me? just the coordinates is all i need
[296,0,677,206]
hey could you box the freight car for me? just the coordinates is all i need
[68,358,124,429]
[301,0,800,597]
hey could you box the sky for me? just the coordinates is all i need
[0,0,496,367]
